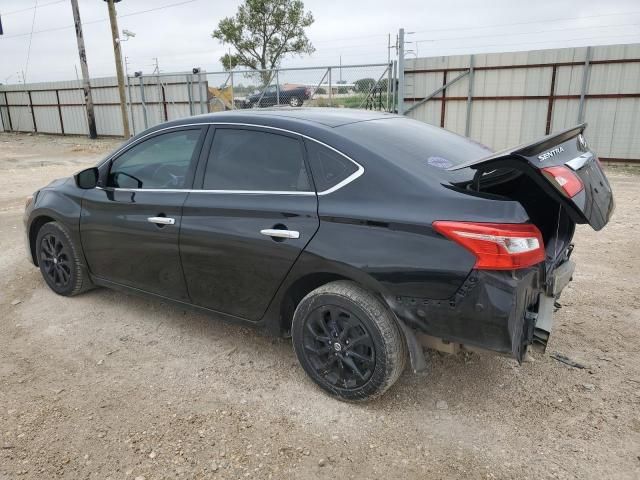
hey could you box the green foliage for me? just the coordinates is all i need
[212,0,314,83]
[354,77,376,93]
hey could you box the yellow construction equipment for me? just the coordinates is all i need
[208,85,234,111]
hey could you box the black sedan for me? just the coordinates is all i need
[24,109,614,401]
[243,84,311,108]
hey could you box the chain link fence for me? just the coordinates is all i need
[0,63,397,137]
[203,63,396,113]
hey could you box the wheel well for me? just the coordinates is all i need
[29,216,55,265]
[279,272,349,333]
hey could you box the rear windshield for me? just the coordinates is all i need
[338,117,491,172]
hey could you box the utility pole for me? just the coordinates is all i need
[105,0,130,138]
[70,0,97,139]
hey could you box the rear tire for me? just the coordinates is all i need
[36,222,92,297]
[289,96,302,107]
[292,281,406,401]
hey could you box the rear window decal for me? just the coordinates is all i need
[427,156,454,169]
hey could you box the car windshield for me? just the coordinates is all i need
[338,117,492,174]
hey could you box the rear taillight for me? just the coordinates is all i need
[541,166,584,198]
[432,221,545,270]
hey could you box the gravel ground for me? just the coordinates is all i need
[0,132,639,480]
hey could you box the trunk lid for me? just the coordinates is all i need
[450,124,614,231]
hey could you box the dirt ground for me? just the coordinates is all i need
[0,132,638,480]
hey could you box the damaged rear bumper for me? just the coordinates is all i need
[390,262,574,366]
[533,259,575,350]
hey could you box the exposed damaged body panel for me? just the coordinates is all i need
[390,269,540,363]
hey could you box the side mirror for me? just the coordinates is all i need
[74,167,99,189]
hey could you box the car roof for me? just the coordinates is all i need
[170,107,399,128]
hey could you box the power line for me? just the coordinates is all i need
[303,21,640,55]
[0,0,199,39]
[116,0,198,19]
[410,21,640,44]
[410,10,640,35]
[308,10,640,47]
[1,0,64,16]
[313,33,389,45]
[413,32,640,54]
[23,0,39,83]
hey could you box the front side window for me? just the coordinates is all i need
[203,129,311,192]
[108,128,202,189]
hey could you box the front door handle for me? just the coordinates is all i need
[260,228,300,239]
[148,216,176,225]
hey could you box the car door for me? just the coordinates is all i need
[260,85,277,106]
[80,126,207,301]
[180,125,319,321]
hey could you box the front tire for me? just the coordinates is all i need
[288,96,302,107]
[292,281,406,401]
[36,222,91,296]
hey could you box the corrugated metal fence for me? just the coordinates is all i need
[0,73,206,137]
[403,43,640,162]
[0,63,392,138]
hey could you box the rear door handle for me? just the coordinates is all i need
[260,229,300,239]
[148,216,176,225]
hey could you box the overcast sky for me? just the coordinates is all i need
[1,0,639,84]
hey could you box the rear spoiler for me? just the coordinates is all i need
[449,124,587,171]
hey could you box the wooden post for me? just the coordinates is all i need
[161,84,168,122]
[27,90,37,133]
[545,65,557,135]
[70,0,97,139]
[55,89,65,135]
[105,0,130,138]
[4,92,13,131]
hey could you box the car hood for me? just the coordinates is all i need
[42,177,71,190]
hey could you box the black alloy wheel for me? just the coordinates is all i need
[302,304,376,390]
[292,281,406,401]
[35,222,91,296]
[40,232,71,289]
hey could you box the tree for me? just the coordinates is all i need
[212,0,314,84]
[354,78,376,93]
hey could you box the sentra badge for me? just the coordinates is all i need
[538,146,564,162]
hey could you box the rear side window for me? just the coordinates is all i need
[203,129,311,192]
[305,140,358,192]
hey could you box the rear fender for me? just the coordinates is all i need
[262,250,430,372]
